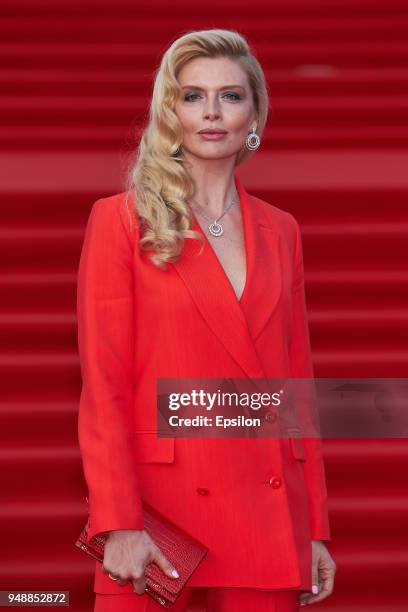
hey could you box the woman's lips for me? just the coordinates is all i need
[198,132,227,140]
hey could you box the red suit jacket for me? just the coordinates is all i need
[76,175,331,595]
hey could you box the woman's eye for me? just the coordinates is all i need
[184,93,201,101]
[184,92,241,102]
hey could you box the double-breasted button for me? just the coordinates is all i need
[264,411,277,423]
[196,487,210,496]
[268,477,282,489]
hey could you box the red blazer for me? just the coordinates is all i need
[77,175,331,595]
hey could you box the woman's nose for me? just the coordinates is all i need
[204,99,221,119]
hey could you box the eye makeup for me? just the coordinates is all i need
[184,92,242,102]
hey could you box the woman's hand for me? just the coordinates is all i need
[101,529,180,594]
[299,540,336,606]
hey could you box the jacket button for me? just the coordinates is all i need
[264,411,277,423]
[196,487,210,495]
[268,477,282,489]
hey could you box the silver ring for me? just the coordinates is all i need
[108,573,118,581]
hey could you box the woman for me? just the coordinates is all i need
[77,29,336,612]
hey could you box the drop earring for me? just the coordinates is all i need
[245,126,260,151]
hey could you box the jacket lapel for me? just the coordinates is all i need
[172,175,282,380]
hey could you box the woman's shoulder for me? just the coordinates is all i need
[248,191,300,236]
[93,189,300,243]
[89,190,140,237]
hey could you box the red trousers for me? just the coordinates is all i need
[94,587,300,611]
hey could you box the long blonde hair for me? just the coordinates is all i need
[124,28,270,269]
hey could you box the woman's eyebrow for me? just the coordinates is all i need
[181,85,245,91]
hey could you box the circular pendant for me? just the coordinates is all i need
[209,222,223,237]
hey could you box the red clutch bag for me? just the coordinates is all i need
[75,499,208,608]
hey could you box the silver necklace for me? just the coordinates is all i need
[189,191,238,237]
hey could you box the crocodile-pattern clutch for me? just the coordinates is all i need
[75,499,208,608]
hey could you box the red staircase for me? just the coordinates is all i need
[1,1,407,610]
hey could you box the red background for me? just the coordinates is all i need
[1,1,408,610]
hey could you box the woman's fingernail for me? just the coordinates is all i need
[312,585,319,594]
[171,569,180,578]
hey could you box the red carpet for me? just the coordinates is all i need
[1,1,407,610]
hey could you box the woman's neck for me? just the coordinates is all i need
[187,161,237,218]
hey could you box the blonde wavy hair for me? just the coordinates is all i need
[124,28,270,269]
